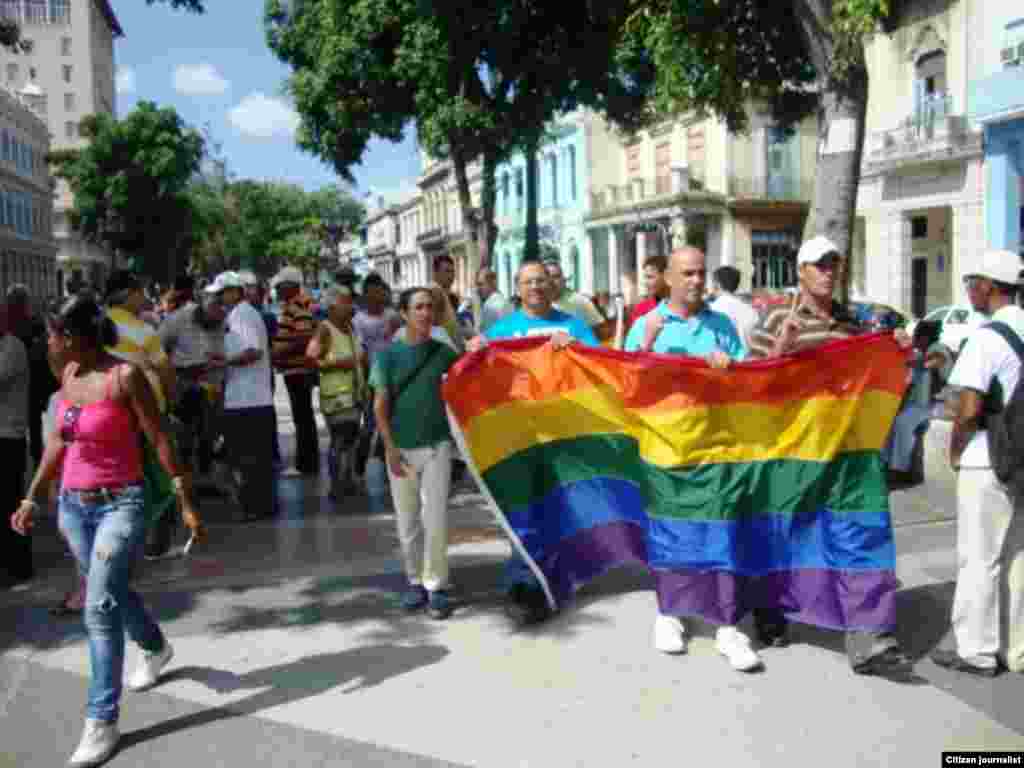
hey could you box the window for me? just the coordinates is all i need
[655,141,671,195]
[627,145,642,179]
[0,131,7,163]
[0,0,20,21]
[64,92,74,111]
[61,36,71,56]
[516,169,524,212]
[65,121,76,139]
[6,62,17,84]
[501,173,510,216]
[911,215,928,239]
[50,0,70,24]
[62,64,71,83]
[568,146,577,201]
[549,154,558,207]
[21,38,33,53]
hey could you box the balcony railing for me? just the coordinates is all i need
[589,175,693,214]
[864,94,983,170]
[727,175,814,202]
[1,0,70,24]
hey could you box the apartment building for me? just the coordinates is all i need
[582,107,817,303]
[0,84,57,302]
[0,0,122,295]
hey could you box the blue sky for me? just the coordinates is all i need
[111,0,422,203]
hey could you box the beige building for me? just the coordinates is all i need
[0,83,57,303]
[0,0,122,295]
[584,108,817,303]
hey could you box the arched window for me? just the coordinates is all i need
[549,154,558,206]
[568,145,577,201]
[569,243,580,292]
[915,50,948,130]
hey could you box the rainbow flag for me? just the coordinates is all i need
[443,333,908,632]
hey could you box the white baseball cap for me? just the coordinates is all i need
[237,270,259,286]
[797,236,841,265]
[271,265,304,287]
[966,249,1022,286]
[204,271,244,294]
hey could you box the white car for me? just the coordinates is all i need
[912,305,986,352]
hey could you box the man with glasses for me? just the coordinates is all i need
[466,260,598,626]
[748,236,912,678]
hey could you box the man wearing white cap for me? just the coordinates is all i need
[748,235,912,678]
[205,272,277,520]
[933,249,1024,676]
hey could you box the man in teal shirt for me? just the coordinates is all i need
[624,247,761,673]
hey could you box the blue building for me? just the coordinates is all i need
[492,111,590,296]
[972,13,1024,257]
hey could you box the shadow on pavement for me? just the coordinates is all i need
[120,643,449,749]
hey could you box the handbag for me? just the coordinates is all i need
[353,341,443,476]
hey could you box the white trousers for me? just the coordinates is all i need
[388,440,453,592]
[953,468,1024,670]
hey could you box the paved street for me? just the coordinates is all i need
[1,384,1022,768]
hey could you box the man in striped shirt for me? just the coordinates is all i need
[747,236,912,679]
[270,265,320,476]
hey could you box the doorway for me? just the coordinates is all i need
[912,257,928,319]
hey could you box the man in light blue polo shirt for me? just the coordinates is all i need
[467,260,598,627]
[624,247,761,673]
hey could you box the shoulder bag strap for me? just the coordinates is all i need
[391,341,443,408]
[986,321,1024,364]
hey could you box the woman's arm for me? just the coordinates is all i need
[11,427,65,534]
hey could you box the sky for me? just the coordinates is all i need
[111,0,422,205]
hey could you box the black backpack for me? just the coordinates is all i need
[983,322,1024,487]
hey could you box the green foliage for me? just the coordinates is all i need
[49,102,205,280]
[628,0,888,132]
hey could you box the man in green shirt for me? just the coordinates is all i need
[370,287,460,619]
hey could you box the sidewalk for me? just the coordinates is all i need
[1,383,1021,767]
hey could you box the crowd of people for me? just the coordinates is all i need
[3,238,1023,766]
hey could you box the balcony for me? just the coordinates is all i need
[863,94,983,175]
[727,175,814,202]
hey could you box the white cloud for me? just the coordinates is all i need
[115,67,136,95]
[173,63,230,96]
[228,92,300,140]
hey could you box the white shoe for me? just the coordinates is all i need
[68,718,120,767]
[716,626,763,672]
[653,613,688,654]
[127,642,174,691]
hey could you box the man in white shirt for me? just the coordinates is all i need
[475,266,511,334]
[935,249,1024,676]
[710,266,757,353]
[205,272,277,521]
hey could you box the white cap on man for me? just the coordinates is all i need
[237,270,259,287]
[966,249,1022,287]
[797,236,841,266]
[271,265,303,287]
[204,271,244,294]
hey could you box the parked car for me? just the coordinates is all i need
[851,302,909,331]
[907,305,984,353]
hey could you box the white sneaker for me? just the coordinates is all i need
[716,626,763,672]
[127,642,174,691]
[68,718,120,768]
[653,613,688,654]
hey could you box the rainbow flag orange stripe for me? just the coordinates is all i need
[443,333,908,630]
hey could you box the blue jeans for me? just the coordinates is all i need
[59,485,165,723]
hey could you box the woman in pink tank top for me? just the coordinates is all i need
[9,296,205,767]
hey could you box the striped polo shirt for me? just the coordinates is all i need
[747,299,865,359]
[272,293,316,376]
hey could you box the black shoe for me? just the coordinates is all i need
[852,646,914,677]
[427,590,453,620]
[930,649,1000,677]
[504,585,552,627]
[755,616,789,648]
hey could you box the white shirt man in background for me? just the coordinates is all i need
[935,249,1024,677]
[710,265,757,353]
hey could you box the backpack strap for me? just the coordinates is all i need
[986,322,1024,366]
[981,322,1024,417]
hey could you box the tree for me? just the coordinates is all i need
[265,0,653,281]
[628,0,890,299]
[1,1,205,52]
[49,101,205,284]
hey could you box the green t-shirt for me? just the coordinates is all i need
[369,339,459,450]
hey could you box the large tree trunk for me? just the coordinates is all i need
[523,137,540,262]
[449,137,478,301]
[795,0,870,304]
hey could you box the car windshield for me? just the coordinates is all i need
[923,307,948,322]
[948,309,970,324]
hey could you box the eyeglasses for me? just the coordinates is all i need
[61,404,82,444]
[520,278,549,287]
